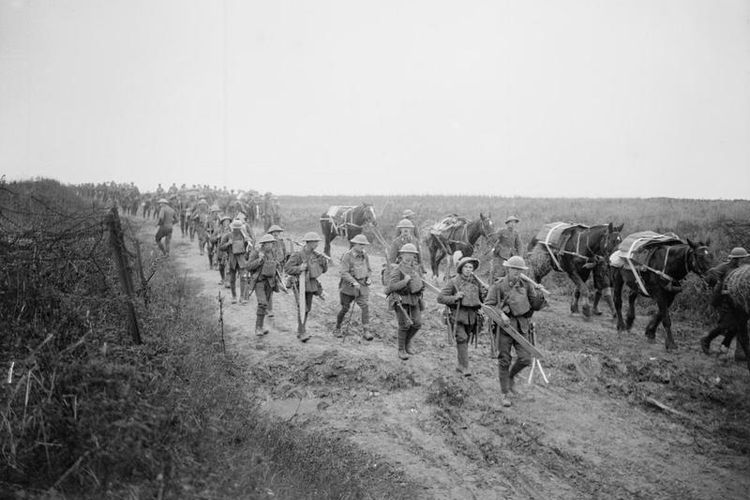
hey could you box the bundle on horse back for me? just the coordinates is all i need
[726,264,750,314]
[529,222,588,273]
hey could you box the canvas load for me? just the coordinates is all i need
[610,231,682,268]
[429,214,469,236]
[533,222,584,250]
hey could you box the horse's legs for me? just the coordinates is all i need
[734,312,750,373]
[568,270,591,317]
[614,272,626,331]
[657,293,678,351]
[625,288,638,331]
[324,234,332,256]
[570,289,580,314]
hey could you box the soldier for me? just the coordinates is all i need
[385,243,425,360]
[402,209,420,239]
[438,256,487,376]
[486,256,546,407]
[219,220,251,304]
[206,204,222,269]
[216,215,232,286]
[155,198,177,256]
[247,234,284,336]
[701,247,750,358]
[491,215,523,282]
[266,224,289,321]
[334,234,373,340]
[284,232,329,340]
[388,219,422,264]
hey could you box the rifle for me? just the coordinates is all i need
[519,273,551,296]
[480,304,545,359]
[275,268,288,294]
[393,300,414,328]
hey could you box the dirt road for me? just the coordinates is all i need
[169,233,750,499]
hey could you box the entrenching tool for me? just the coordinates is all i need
[526,324,549,385]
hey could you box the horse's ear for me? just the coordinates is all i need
[617,223,624,232]
[607,222,613,232]
[686,238,695,248]
[705,237,711,247]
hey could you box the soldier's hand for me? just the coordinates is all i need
[455,291,465,300]
[299,263,308,271]
[353,282,361,289]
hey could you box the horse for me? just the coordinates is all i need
[613,238,712,351]
[319,203,377,256]
[724,264,750,372]
[425,213,494,279]
[527,223,624,317]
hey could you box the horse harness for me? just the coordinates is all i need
[321,205,372,240]
[629,244,701,296]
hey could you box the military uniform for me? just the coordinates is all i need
[336,244,373,339]
[155,200,177,256]
[247,237,283,335]
[701,252,748,358]
[491,226,523,281]
[486,272,545,400]
[437,258,486,375]
[284,244,328,336]
[219,223,250,303]
[385,246,424,359]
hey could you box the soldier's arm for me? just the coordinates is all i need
[246,250,263,271]
[340,254,357,285]
[437,281,458,305]
[284,253,302,275]
[385,267,409,294]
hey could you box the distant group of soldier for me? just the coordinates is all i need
[150,195,749,406]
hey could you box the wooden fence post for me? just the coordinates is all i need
[106,207,142,344]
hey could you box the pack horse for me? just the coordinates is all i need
[320,203,377,256]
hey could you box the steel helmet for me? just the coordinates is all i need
[398,243,419,254]
[728,247,750,259]
[157,198,169,204]
[267,224,284,233]
[302,232,321,242]
[503,255,528,270]
[402,209,416,218]
[456,256,480,273]
[230,220,243,230]
[220,215,232,223]
[396,218,415,229]
[210,204,220,212]
[350,234,370,245]
[505,215,520,224]
[258,234,276,244]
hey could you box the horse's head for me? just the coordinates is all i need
[479,212,494,237]
[687,238,712,276]
[602,222,624,256]
[362,203,377,226]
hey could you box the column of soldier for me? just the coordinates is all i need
[156,200,750,408]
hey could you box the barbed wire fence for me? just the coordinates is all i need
[0,179,164,489]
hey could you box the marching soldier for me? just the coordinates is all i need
[490,215,523,282]
[216,215,231,286]
[206,204,222,269]
[284,232,329,340]
[247,234,284,336]
[385,243,425,360]
[486,256,546,407]
[438,256,487,376]
[402,209,420,239]
[219,219,251,304]
[334,234,373,340]
[265,224,289,321]
[155,198,177,256]
[192,197,210,255]
[701,247,750,358]
[388,219,422,264]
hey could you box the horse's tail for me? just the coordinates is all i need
[726,264,750,315]
[527,236,539,253]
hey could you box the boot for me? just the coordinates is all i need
[456,343,471,377]
[255,315,268,336]
[499,368,512,406]
[405,328,418,355]
[362,325,374,341]
[592,292,603,316]
[332,326,342,338]
[398,330,409,360]
[699,336,711,355]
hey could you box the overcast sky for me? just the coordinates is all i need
[1,0,748,198]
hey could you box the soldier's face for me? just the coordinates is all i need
[461,263,474,277]
[401,254,416,265]
[507,268,521,279]
[306,241,319,251]
[352,243,365,253]
[399,228,411,237]
[271,231,282,240]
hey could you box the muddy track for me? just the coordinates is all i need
[167,232,750,499]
